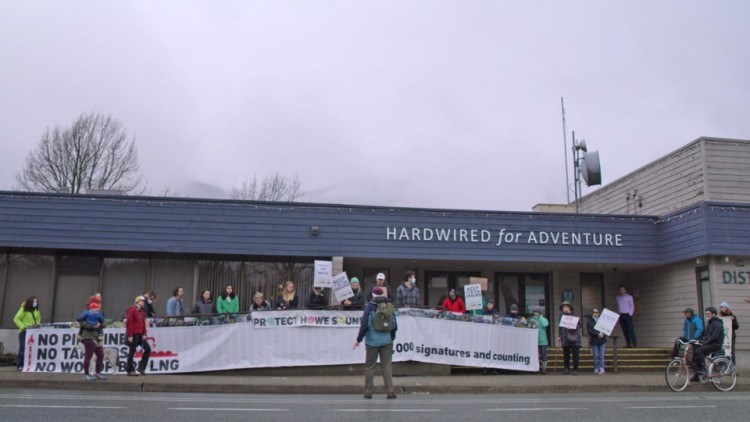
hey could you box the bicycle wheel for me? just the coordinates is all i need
[709,357,737,392]
[666,359,690,392]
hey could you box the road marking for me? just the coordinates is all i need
[170,407,288,412]
[488,407,589,412]
[337,409,440,412]
[626,405,717,409]
[0,405,126,409]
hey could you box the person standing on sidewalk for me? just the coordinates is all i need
[719,301,739,365]
[530,308,549,374]
[353,286,398,400]
[616,285,637,348]
[558,301,581,375]
[587,308,607,374]
[78,302,107,381]
[125,296,151,376]
[13,296,41,371]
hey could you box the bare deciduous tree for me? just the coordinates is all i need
[229,173,303,202]
[16,112,144,194]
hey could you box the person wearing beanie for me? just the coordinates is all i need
[692,306,724,381]
[529,307,549,374]
[78,293,103,341]
[354,285,398,400]
[76,301,107,381]
[719,301,739,364]
[342,277,364,310]
[441,289,466,314]
[505,303,521,320]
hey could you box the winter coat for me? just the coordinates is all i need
[192,299,215,315]
[356,297,398,347]
[396,283,421,307]
[342,289,364,310]
[559,313,582,347]
[530,314,549,346]
[144,301,156,318]
[441,296,466,313]
[250,301,272,312]
[77,311,107,342]
[587,315,607,346]
[702,317,724,347]
[125,306,147,337]
[276,294,298,310]
[682,314,704,340]
[216,295,239,314]
[13,306,41,333]
[307,291,329,309]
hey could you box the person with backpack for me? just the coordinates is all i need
[353,286,397,400]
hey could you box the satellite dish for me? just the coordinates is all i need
[581,150,601,186]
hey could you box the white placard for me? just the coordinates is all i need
[593,308,620,336]
[313,260,333,288]
[721,316,734,357]
[464,284,483,311]
[331,272,355,302]
[559,315,580,330]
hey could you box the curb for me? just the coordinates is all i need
[2,379,745,395]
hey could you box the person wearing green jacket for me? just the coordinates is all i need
[14,296,41,371]
[217,285,239,316]
[530,307,549,374]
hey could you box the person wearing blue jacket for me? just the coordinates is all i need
[353,287,397,400]
[672,307,704,358]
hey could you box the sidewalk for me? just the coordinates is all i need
[0,367,746,395]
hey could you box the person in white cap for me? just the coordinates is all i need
[367,272,389,301]
[719,301,739,364]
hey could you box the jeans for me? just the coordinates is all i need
[538,345,548,362]
[126,334,152,373]
[619,313,637,346]
[17,330,26,370]
[563,346,580,370]
[364,343,393,394]
[591,343,606,372]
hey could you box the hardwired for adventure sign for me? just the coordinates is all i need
[23,312,538,374]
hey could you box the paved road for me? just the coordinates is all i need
[1,389,748,421]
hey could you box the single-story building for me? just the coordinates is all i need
[1,136,748,370]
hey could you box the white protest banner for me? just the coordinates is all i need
[251,310,362,328]
[331,272,355,302]
[559,315,580,330]
[464,284,483,311]
[313,260,333,288]
[721,316,734,357]
[593,308,620,336]
[24,313,538,374]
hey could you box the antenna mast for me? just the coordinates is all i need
[561,97,571,204]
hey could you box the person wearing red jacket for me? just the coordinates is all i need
[441,289,466,313]
[125,296,151,376]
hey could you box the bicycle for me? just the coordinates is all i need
[665,339,737,392]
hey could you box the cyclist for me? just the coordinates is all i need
[691,306,724,381]
[672,307,703,358]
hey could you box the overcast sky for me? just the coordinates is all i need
[1,1,748,211]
